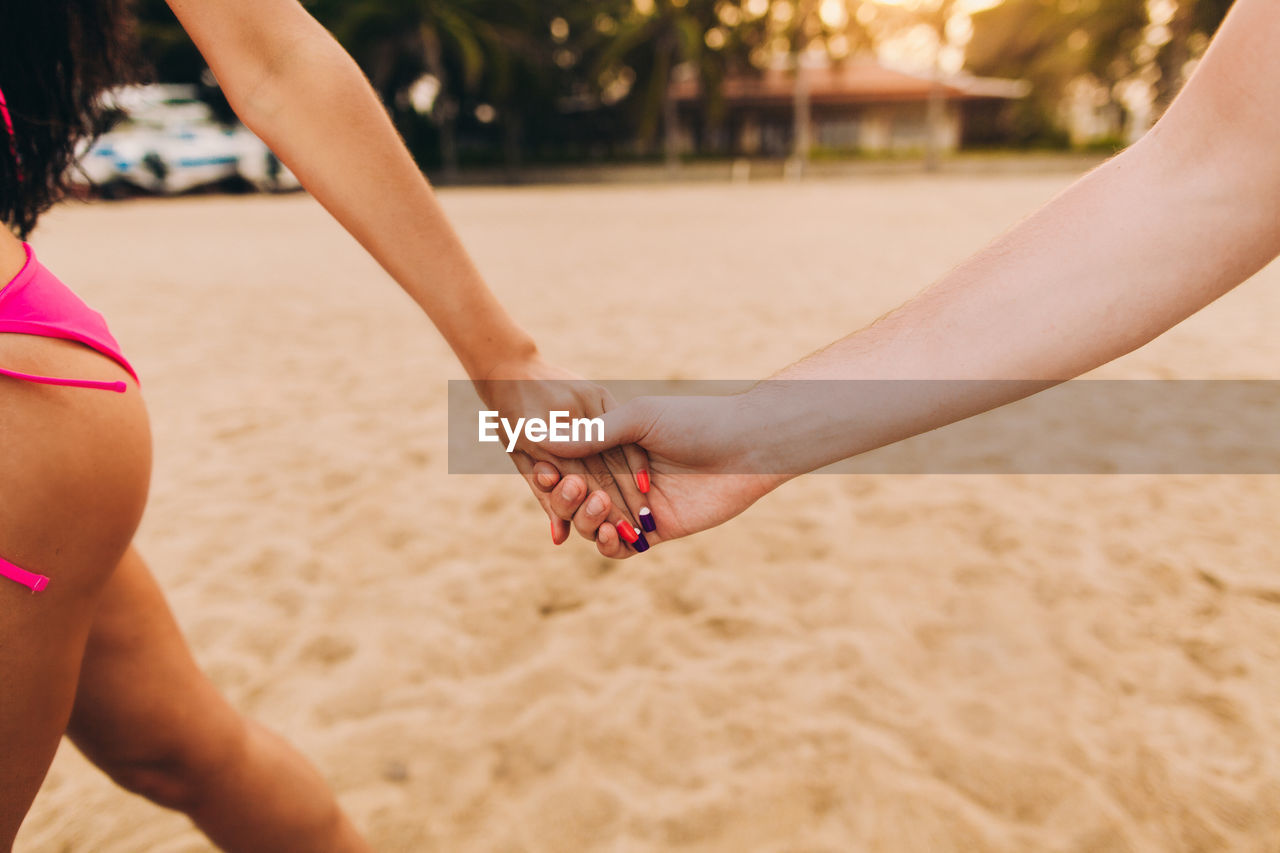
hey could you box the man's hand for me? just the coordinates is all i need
[531,394,786,558]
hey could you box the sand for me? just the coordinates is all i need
[14,172,1280,852]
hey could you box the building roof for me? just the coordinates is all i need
[669,59,1029,107]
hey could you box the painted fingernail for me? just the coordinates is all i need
[616,520,639,544]
[639,507,656,533]
[634,533,650,552]
[586,493,606,515]
[551,518,562,544]
[561,479,582,502]
[636,469,651,494]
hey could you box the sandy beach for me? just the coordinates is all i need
[14,172,1280,852]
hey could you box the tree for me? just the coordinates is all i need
[308,0,502,179]
[1152,0,1233,111]
[583,0,723,168]
[134,0,205,84]
[760,0,876,172]
[966,0,1231,147]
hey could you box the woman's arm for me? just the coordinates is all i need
[164,0,529,379]
[548,0,1280,546]
[164,0,653,553]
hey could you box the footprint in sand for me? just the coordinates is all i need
[298,633,358,667]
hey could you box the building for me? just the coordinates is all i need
[668,57,1030,157]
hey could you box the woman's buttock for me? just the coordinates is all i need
[0,229,150,591]
[0,340,152,595]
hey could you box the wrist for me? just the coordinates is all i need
[735,380,849,489]
[725,390,795,497]
[467,335,541,385]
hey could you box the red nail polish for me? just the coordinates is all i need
[616,520,639,544]
[636,469,650,494]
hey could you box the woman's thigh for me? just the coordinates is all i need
[0,338,150,849]
[66,545,251,810]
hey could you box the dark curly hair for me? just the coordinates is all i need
[0,1,138,239]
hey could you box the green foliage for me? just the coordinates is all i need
[130,0,1236,163]
[133,0,204,83]
[967,0,1232,146]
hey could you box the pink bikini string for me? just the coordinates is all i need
[0,363,127,592]
[0,557,49,594]
[0,366,126,393]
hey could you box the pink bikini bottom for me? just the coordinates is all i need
[0,243,139,594]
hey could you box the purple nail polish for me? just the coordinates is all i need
[639,507,656,533]
[634,533,650,553]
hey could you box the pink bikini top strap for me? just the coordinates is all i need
[0,84,21,179]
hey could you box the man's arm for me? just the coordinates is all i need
[551,0,1280,546]
[745,0,1280,479]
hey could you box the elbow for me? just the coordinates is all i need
[223,25,360,129]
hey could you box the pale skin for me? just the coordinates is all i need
[541,0,1280,555]
[0,0,640,849]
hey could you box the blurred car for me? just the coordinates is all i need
[74,85,300,196]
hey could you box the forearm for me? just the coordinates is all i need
[746,0,1280,480]
[220,26,535,380]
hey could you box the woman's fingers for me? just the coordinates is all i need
[619,440,660,535]
[595,518,631,559]
[578,450,647,551]
[548,472,591,521]
[530,450,654,556]
[572,488,616,542]
[531,460,561,492]
[624,444,651,495]
[596,444,652,551]
[620,443,656,535]
[510,452,571,545]
[537,460,621,548]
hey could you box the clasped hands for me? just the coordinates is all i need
[477,355,784,559]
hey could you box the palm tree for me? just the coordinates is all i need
[314,0,494,180]
[766,0,875,174]
[586,0,722,169]
[918,0,962,172]
[964,0,1231,145]
[1153,0,1232,112]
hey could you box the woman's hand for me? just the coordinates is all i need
[476,355,653,552]
[532,394,787,557]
